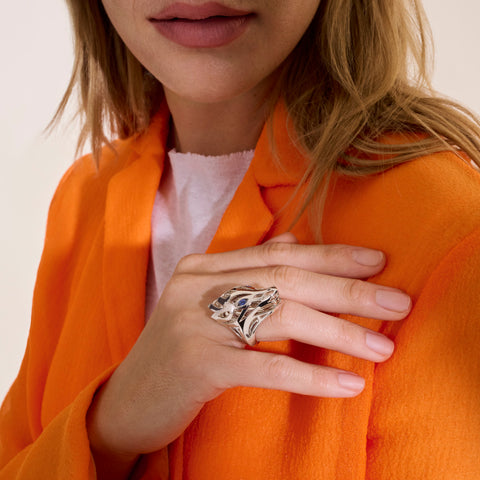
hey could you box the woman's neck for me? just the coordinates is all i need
[164,84,273,156]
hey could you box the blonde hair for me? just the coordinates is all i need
[54,0,480,198]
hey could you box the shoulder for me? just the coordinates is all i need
[324,150,480,292]
[326,149,480,238]
[47,108,169,238]
[50,105,170,218]
[51,136,138,210]
[377,149,480,218]
[363,156,480,477]
[42,138,136,252]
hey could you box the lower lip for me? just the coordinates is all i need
[151,15,252,48]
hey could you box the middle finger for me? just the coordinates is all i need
[210,266,411,321]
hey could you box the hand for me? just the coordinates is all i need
[87,234,411,471]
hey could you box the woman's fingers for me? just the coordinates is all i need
[255,300,394,362]
[222,348,366,398]
[175,242,386,279]
[206,266,411,321]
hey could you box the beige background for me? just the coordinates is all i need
[1,1,479,401]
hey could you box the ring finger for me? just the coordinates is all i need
[255,300,394,361]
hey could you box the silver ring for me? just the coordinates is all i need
[208,285,280,346]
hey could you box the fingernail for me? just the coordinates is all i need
[338,373,365,392]
[376,289,411,313]
[366,332,394,356]
[351,248,384,266]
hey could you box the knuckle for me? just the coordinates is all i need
[310,365,334,391]
[342,278,368,304]
[264,355,294,383]
[271,264,301,288]
[260,241,292,263]
[273,301,296,331]
[175,253,204,273]
[174,333,219,371]
[162,272,193,298]
[336,319,356,346]
[323,244,350,261]
[208,350,238,390]
[168,308,197,337]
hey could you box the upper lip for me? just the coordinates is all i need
[150,2,251,20]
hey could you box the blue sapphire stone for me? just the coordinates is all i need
[238,299,247,307]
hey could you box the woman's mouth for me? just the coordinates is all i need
[149,2,254,48]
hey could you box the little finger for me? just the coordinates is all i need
[221,348,365,398]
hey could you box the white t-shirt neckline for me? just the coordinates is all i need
[145,148,254,321]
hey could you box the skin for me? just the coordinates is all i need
[88,2,413,478]
[101,0,322,154]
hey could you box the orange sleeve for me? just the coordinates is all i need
[367,226,480,478]
[0,163,115,479]
[0,148,168,479]
[0,361,114,479]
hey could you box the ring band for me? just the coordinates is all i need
[208,285,280,346]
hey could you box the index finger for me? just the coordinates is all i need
[175,242,386,279]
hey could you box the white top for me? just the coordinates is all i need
[145,148,254,321]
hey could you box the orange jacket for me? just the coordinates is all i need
[1,102,480,479]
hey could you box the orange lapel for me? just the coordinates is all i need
[102,107,168,363]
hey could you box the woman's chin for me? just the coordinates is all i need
[160,77,269,107]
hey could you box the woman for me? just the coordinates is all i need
[1,0,480,478]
